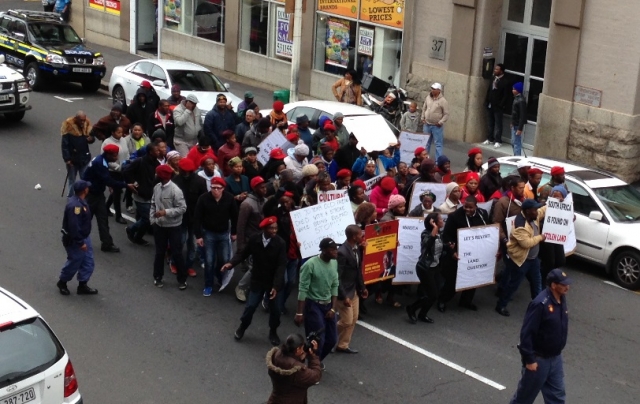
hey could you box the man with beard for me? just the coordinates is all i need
[91,104,131,141]
[204,93,237,149]
[538,166,568,204]
[149,99,175,149]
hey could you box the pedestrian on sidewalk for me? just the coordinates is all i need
[332,69,362,106]
[44,0,56,12]
[400,101,421,132]
[61,111,94,197]
[57,180,98,296]
[150,165,188,290]
[511,82,527,156]
[508,269,571,404]
[484,63,510,148]
[173,95,202,157]
[54,0,71,21]
[421,83,449,161]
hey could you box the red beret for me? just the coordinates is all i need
[222,130,235,138]
[141,80,152,89]
[211,177,226,188]
[259,216,278,228]
[467,147,482,157]
[550,166,565,176]
[324,123,336,132]
[352,179,366,190]
[414,146,426,157]
[178,158,196,172]
[287,124,298,132]
[337,169,351,178]
[286,132,299,142]
[103,144,120,154]
[200,155,216,166]
[528,168,543,175]
[380,177,396,192]
[270,148,287,160]
[155,164,174,180]
[250,176,265,190]
[273,100,285,112]
[466,172,480,182]
[284,191,294,198]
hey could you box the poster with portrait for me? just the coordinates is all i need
[325,18,351,68]
[362,220,399,285]
[164,0,181,24]
[275,7,293,59]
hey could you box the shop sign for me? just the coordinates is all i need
[164,0,181,24]
[88,0,104,11]
[325,18,351,68]
[105,0,120,15]
[275,7,293,59]
[357,26,374,56]
[360,0,405,29]
[317,0,358,19]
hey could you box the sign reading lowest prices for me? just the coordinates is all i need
[455,224,499,291]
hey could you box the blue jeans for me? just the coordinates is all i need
[127,201,151,241]
[424,124,444,160]
[67,162,88,197]
[240,290,281,330]
[182,222,196,270]
[497,257,541,309]
[511,127,523,156]
[304,300,338,361]
[510,355,566,404]
[59,237,94,282]
[203,230,230,288]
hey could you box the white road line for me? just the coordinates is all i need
[357,320,506,391]
[54,96,73,103]
[603,281,640,295]
[109,208,135,222]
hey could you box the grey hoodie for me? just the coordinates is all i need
[173,102,202,144]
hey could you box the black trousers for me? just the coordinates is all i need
[43,4,54,12]
[105,172,123,219]
[408,266,442,316]
[438,256,476,305]
[539,243,566,282]
[86,192,114,247]
[153,225,187,283]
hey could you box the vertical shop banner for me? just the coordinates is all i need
[455,224,500,291]
[398,131,429,165]
[257,129,287,165]
[318,189,348,203]
[360,0,406,29]
[358,27,374,56]
[393,217,422,284]
[362,220,399,285]
[409,182,447,211]
[325,18,351,68]
[317,0,358,18]
[105,0,120,15]
[275,7,293,59]
[88,0,105,11]
[164,0,181,24]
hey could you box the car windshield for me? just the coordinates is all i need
[167,69,226,92]
[0,318,64,388]
[29,23,82,44]
[592,185,640,222]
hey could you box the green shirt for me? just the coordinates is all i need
[298,256,339,302]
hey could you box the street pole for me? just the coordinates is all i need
[157,0,163,60]
[289,0,303,102]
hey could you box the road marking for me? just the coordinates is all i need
[357,320,506,391]
[603,281,640,295]
[109,208,135,222]
[54,96,84,103]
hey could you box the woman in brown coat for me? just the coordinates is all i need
[266,334,321,404]
[331,69,363,106]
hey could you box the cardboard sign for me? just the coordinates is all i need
[393,217,423,284]
[455,224,500,291]
[563,194,577,255]
[318,189,348,203]
[256,129,287,165]
[399,131,430,165]
[543,196,575,245]
[364,175,383,196]
[362,220,399,285]
[408,182,447,211]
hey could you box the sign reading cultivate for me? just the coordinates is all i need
[275,7,293,59]
[360,0,405,29]
[362,220,399,284]
[291,197,355,259]
[456,224,499,291]
[408,182,447,211]
[318,189,348,203]
[256,129,287,165]
[398,131,429,165]
[543,197,574,245]
[393,217,422,284]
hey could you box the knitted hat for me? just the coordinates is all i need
[294,143,309,156]
[513,82,524,93]
[301,164,319,178]
[388,194,406,210]
[380,177,396,192]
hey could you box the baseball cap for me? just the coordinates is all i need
[186,94,199,103]
[73,180,91,192]
[522,199,544,210]
[431,82,443,90]
[244,91,254,99]
[547,269,572,285]
[319,238,338,250]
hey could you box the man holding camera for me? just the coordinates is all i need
[266,334,322,403]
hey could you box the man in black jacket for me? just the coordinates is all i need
[336,224,368,354]
[148,100,175,149]
[126,87,154,133]
[438,196,491,311]
[123,143,160,246]
[61,111,94,197]
[479,157,503,200]
[222,216,287,346]
[484,63,510,147]
[511,82,527,157]
[334,133,360,175]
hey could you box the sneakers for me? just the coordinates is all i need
[178,282,187,291]
[203,287,213,297]
[126,205,135,214]
[154,279,164,288]
[482,140,491,145]
[494,142,502,148]
[234,325,246,341]
[126,227,149,246]
[187,268,197,277]
[320,362,326,371]
[170,264,178,274]
[235,286,247,302]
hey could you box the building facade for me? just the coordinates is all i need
[72,0,640,182]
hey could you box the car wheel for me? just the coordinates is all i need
[112,85,126,106]
[4,111,25,122]
[612,250,640,290]
[24,62,42,91]
[82,80,101,93]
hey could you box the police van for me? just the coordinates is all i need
[0,53,30,122]
[0,286,83,403]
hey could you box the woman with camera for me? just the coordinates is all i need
[266,334,322,404]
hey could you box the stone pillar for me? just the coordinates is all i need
[224,1,239,74]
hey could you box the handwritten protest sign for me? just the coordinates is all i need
[399,131,430,165]
[364,175,383,196]
[393,217,423,284]
[318,189,348,203]
[456,224,499,291]
[563,194,576,255]
[408,182,447,211]
[542,196,575,245]
[290,197,355,259]
[362,220,399,285]
[257,129,287,165]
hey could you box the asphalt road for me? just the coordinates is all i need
[1,2,640,403]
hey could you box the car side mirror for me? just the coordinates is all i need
[152,79,166,88]
[224,82,230,89]
[588,211,603,221]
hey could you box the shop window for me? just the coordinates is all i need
[314,15,356,74]
[507,0,526,23]
[241,0,270,55]
[531,0,552,28]
[164,0,225,43]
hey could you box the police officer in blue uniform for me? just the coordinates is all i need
[57,180,99,295]
[509,268,571,404]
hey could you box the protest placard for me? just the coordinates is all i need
[408,182,447,211]
[563,194,576,255]
[399,131,430,165]
[318,189,348,203]
[456,224,500,291]
[542,196,575,245]
[364,175,383,196]
[362,220,399,285]
[290,197,355,259]
[256,129,287,165]
[393,217,423,284]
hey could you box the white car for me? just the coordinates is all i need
[262,100,399,152]
[0,287,83,403]
[0,54,31,123]
[489,155,640,290]
[108,59,242,120]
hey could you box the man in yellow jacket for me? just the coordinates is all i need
[495,199,546,317]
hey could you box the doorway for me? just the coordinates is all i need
[136,0,157,54]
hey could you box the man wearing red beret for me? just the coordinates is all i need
[537,166,567,203]
[335,169,352,190]
[524,168,543,200]
[222,216,287,346]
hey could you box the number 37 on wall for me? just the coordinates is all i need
[429,36,446,60]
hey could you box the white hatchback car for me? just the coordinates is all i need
[488,156,640,290]
[0,287,82,403]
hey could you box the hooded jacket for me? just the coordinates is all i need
[236,193,266,252]
[265,347,322,404]
[203,107,236,149]
[126,88,154,133]
[173,102,202,145]
[61,116,94,165]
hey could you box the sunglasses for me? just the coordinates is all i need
[211,186,224,191]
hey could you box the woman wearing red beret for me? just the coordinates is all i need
[464,147,484,176]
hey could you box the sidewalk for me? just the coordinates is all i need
[92,43,513,171]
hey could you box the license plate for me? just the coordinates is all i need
[72,68,92,73]
[0,95,9,101]
[3,387,36,404]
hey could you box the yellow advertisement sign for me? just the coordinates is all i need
[360,0,405,29]
[317,0,359,19]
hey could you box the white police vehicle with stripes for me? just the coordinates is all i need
[0,53,30,122]
[0,10,106,92]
